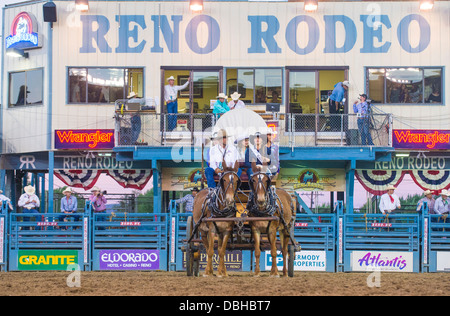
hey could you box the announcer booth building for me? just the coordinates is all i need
[1,0,450,272]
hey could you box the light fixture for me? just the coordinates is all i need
[75,0,89,12]
[85,151,95,159]
[190,0,203,12]
[419,0,434,10]
[304,0,318,12]
[395,153,410,157]
[6,47,29,58]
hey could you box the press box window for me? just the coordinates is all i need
[68,68,144,104]
[366,67,443,104]
[9,69,43,108]
[226,68,283,105]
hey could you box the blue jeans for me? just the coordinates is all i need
[22,208,40,230]
[357,118,374,145]
[205,167,242,188]
[131,115,142,143]
[167,100,178,131]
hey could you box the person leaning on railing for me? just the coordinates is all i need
[18,185,40,230]
[174,187,198,213]
[0,189,14,212]
[434,189,450,227]
[416,190,435,214]
[379,185,401,215]
[353,94,374,146]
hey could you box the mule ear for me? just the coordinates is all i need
[233,161,240,173]
[222,158,228,171]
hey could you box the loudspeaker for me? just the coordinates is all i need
[43,2,57,23]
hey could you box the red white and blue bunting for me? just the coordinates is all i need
[355,170,407,196]
[55,169,153,191]
[106,169,153,190]
[409,170,450,193]
[54,170,102,190]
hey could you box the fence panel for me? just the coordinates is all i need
[340,213,420,272]
[292,213,336,272]
[91,211,169,271]
[0,202,7,271]
[8,211,90,271]
[424,213,450,272]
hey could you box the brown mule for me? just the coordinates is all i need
[248,172,295,277]
[192,164,241,277]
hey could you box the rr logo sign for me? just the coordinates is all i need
[19,155,36,169]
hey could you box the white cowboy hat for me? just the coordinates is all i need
[127,91,137,98]
[216,93,228,99]
[90,186,101,192]
[267,128,278,135]
[230,92,241,101]
[386,185,396,191]
[236,134,249,143]
[423,190,432,196]
[342,81,350,87]
[63,187,73,194]
[167,76,175,81]
[24,185,35,195]
[440,189,449,196]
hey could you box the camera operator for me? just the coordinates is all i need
[89,186,107,213]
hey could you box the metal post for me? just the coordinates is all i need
[48,151,54,213]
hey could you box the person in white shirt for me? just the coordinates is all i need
[228,92,246,110]
[18,185,40,229]
[434,190,449,215]
[205,129,241,188]
[379,185,401,215]
[164,75,190,131]
[0,189,13,211]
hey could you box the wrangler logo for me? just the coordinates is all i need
[55,129,114,149]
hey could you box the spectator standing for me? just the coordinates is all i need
[164,75,190,131]
[213,93,230,117]
[379,185,401,215]
[416,190,436,214]
[353,94,374,145]
[59,187,78,224]
[328,80,349,130]
[174,187,199,213]
[228,92,245,110]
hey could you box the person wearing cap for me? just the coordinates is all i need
[249,131,278,176]
[59,187,78,225]
[164,75,190,130]
[205,129,240,188]
[353,93,374,146]
[228,92,245,110]
[18,185,40,229]
[328,80,349,130]
[379,185,401,215]
[0,189,14,212]
[434,190,450,217]
[416,190,435,213]
[213,93,230,117]
[174,187,199,213]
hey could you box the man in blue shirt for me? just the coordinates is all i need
[353,93,374,145]
[59,187,78,227]
[328,81,349,131]
[175,187,199,212]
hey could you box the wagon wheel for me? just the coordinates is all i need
[186,216,200,277]
[288,244,295,277]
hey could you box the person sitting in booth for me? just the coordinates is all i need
[379,185,401,215]
[213,93,230,117]
[228,92,245,110]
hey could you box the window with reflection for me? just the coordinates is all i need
[9,69,43,108]
[366,67,443,104]
[226,68,282,105]
[68,67,144,104]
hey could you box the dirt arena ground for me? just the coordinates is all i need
[0,271,448,296]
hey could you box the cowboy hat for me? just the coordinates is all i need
[167,76,175,81]
[90,186,101,192]
[191,187,199,192]
[342,81,350,87]
[440,189,449,196]
[230,92,241,101]
[386,185,396,191]
[423,190,432,196]
[215,129,229,139]
[216,93,228,99]
[127,91,137,98]
[63,187,73,194]
[24,185,35,195]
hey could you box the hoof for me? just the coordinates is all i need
[253,274,261,278]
